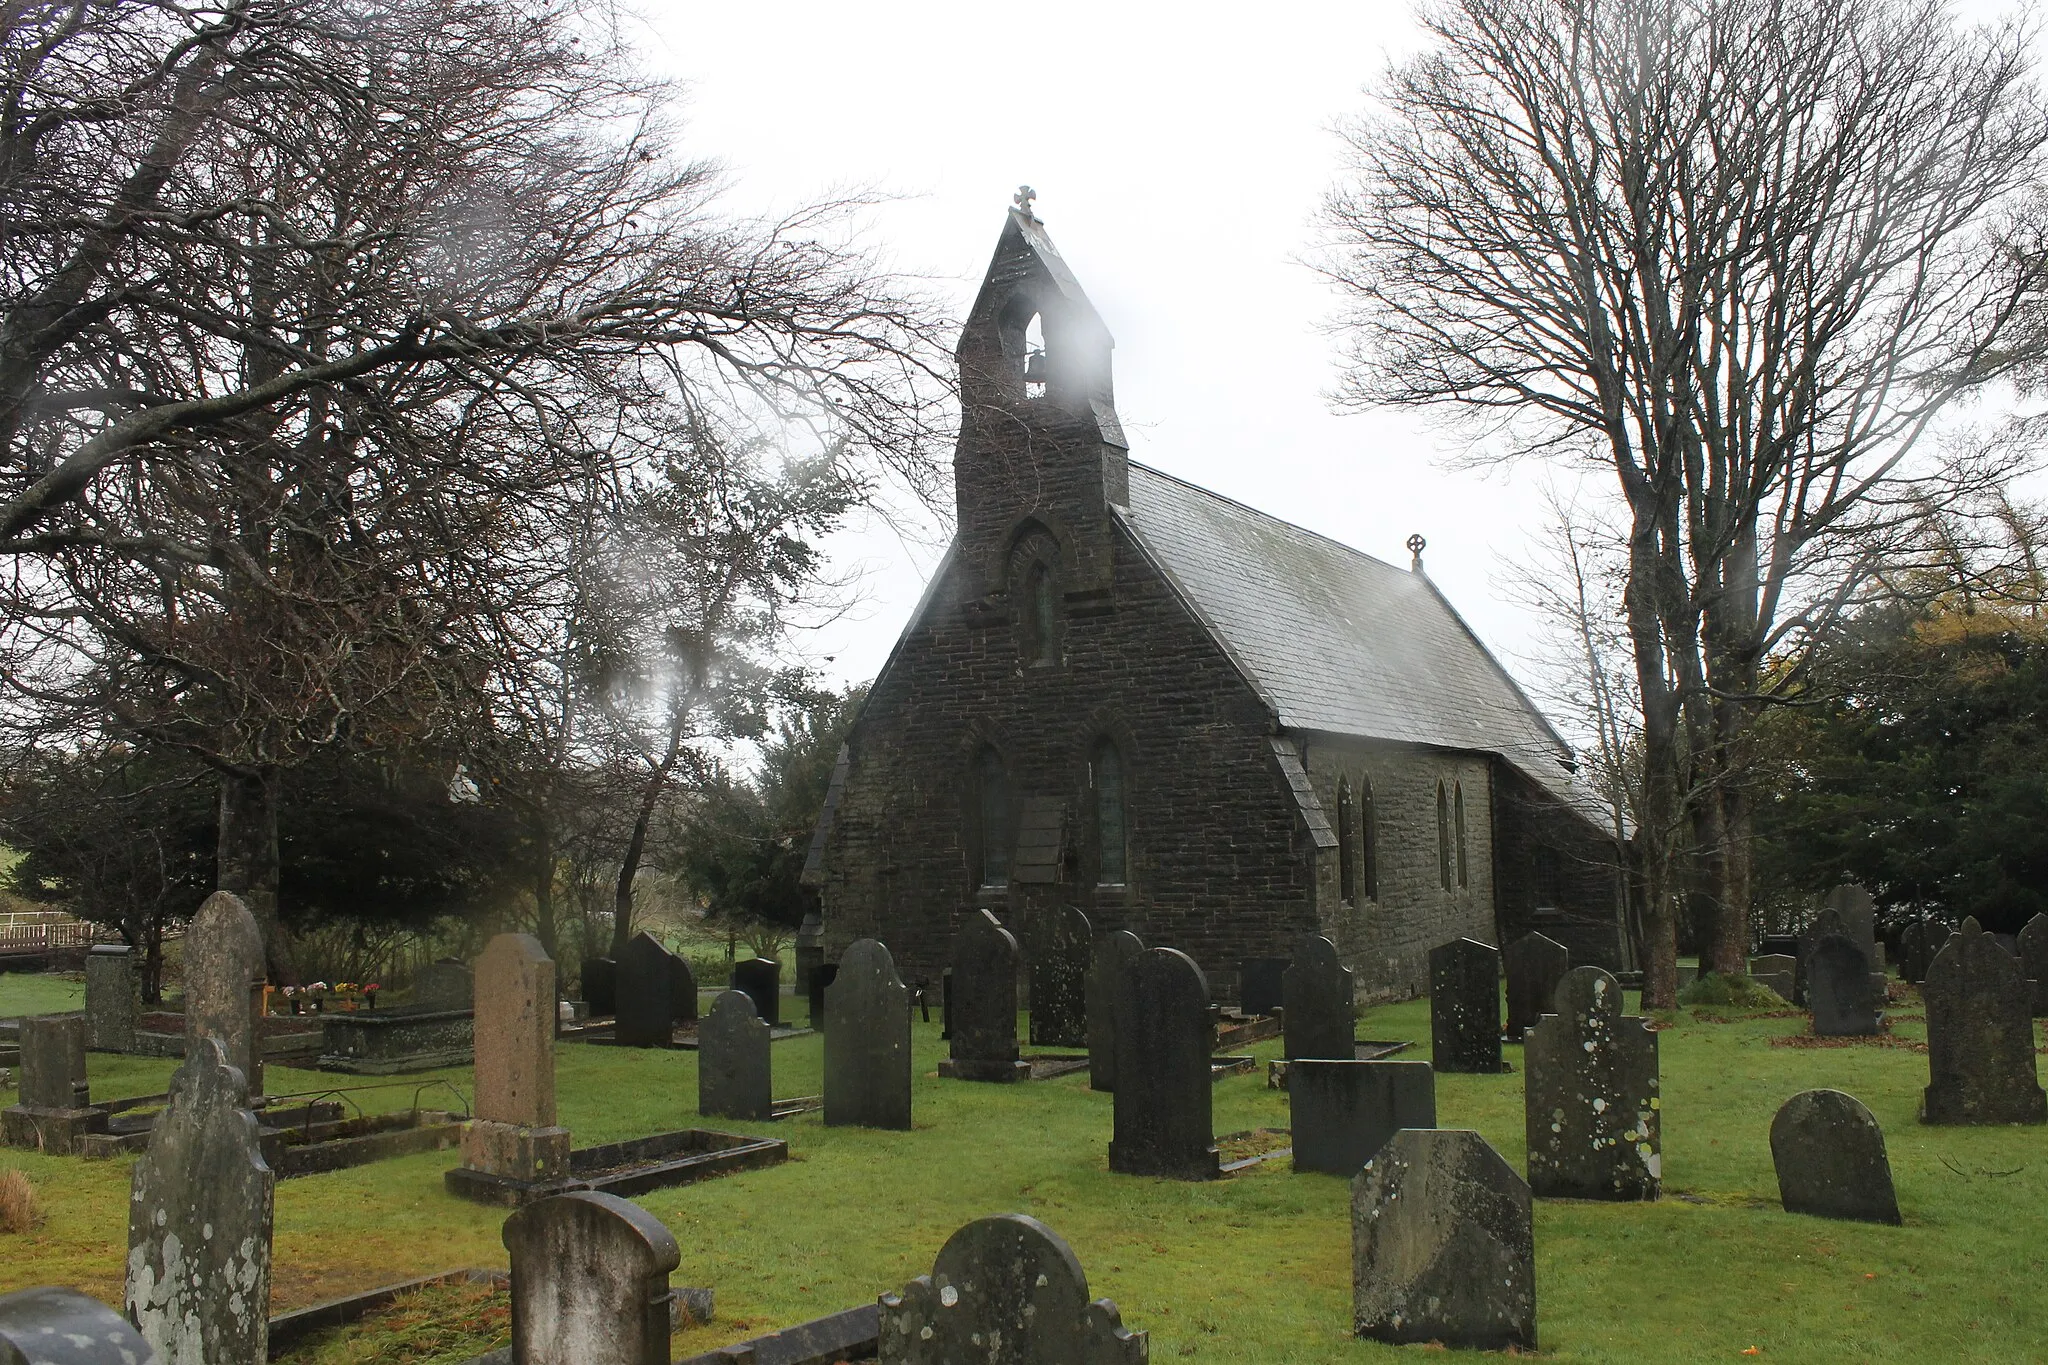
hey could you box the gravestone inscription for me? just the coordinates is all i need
[616,932,678,1047]
[185,890,265,1095]
[1283,934,1355,1062]
[1922,917,2047,1125]
[1770,1089,1901,1225]
[1086,930,1145,1093]
[1808,933,1883,1037]
[84,944,139,1052]
[732,957,778,1028]
[698,990,772,1123]
[504,1190,681,1365]
[1290,1058,1435,1178]
[1503,933,1569,1041]
[2018,913,2048,1017]
[940,909,1029,1082]
[1523,967,1660,1201]
[1109,947,1219,1180]
[1429,938,1503,1074]
[824,938,911,1130]
[1028,903,1091,1048]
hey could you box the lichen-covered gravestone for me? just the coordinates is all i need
[1523,966,1659,1200]
[1109,947,1219,1180]
[1283,934,1355,1062]
[941,909,1030,1082]
[1429,938,1503,1074]
[1086,930,1145,1093]
[1028,903,1091,1048]
[1503,933,1569,1041]
[731,957,778,1028]
[85,944,139,1052]
[127,1037,273,1365]
[616,932,678,1048]
[1808,933,1883,1037]
[1290,1058,1435,1178]
[824,938,911,1130]
[185,890,265,1096]
[504,1190,680,1365]
[458,933,571,1184]
[0,1286,155,1365]
[2018,913,2048,1017]
[877,1214,1146,1364]
[1922,917,2048,1125]
[1352,1128,1535,1351]
[1770,1089,1901,1224]
[698,989,772,1123]
[1,1014,104,1153]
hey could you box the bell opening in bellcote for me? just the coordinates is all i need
[1023,313,1049,399]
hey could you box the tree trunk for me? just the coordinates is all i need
[218,764,297,983]
[1624,506,1684,1010]
[532,832,557,961]
[611,709,690,958]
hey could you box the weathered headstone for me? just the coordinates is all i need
[412,959,474,1011]
[698,989,772,1123]
[1898,921,1937,986]
[583,957,617,1017]
[877,1214,1147,1364]
[461,933,571,1181]
[1801,899,1885,1005]
[1238,956,1288,1017]
[1523,966,1660,1200]
[1922,917,2048,1125]
[1352,1128,1536,1351]
[808,963,838,1030]
[1824,883,1880,963]
[504,1190,681,1365]
[1290,1058,1435,1178]
[1086,930,1145,1093]
[1770,1089,1901,1224]
[1429,938,1503,1074]
[1503,932,1569,1042]
[126,1037,273,1365]
[1809,933,1883,1037]
[1748,953,1797,1003]
[616,932,678,1047]
[940,909,1029,1082]
[84,944,139,1052]
[1027,903,1091,1048]
[2,1014,104,1153]
[1282,933,1355,1061]
[0,1286,155,1365]
[732,957,779,1028]
[2018,912,2048,1017]
[185,889,265,1096]
[824,938,911,1130]
[1109,947,1219,1180]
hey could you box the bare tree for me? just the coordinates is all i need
[1321,0,2048,1002]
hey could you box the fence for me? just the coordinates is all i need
[0,912,112,956]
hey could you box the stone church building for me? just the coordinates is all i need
[803,203,1627,1000]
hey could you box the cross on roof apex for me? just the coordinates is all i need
[1013,185,1038,220]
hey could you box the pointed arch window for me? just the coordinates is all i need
[1359,775,1378,900]
[1337,777,1356,902]
[1023,560,1058,664]
[975,746,1012,889]
[1454,781,1469,889]
[1092,738,1127,885]
[1437,780,1453,891]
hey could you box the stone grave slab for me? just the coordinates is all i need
[186,890,265,1095]
[1086,930,1145,1093]
[2019,913,2048,1017]
[877,1214,1146,1363]
[582,956,617,1017]
[1238,956,1288,1017]
[733,957,779,1028]
[1504,932,1569,1041]
[1770,1089,1901,1224]
[824,938,911,1130]
[1809,933,1882,1036]
[0,1286,155,1364]
[1290,1058,1435,1178]
[505,1190,681,1365]
[699,989,772,1123]
[617,932,680,1047]
[1109,947,1219,1180]
[456,933,571,1189]
[1922,917,2047,1125]
[940,909,1029,1082]
[1027,903,1091,1048]
[1,1014,105,1153]
[1352,1128,1535,1351]
[85,944,139,1052]
[127,1038,273,1365]
[1429,938,1503,1074]
[1523,967,1660,1200]
[1748,953,1796,1004]
[1283,934,1355,1062]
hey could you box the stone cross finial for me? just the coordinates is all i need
[1406,533,1426,570]
[1013,185,1037,218]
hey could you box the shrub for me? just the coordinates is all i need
[0,1167,41,1233]
[1679,972,1787,1008]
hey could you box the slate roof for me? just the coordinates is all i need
[1118,461,1580,800]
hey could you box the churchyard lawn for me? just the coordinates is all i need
[1,976,2044,1363]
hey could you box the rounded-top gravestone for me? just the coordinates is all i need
[1503,932,1569,1041]
[1770,1089,1900,1225]
[824,938,912,1130]
[699,989,772,1123]
[0,1287,155,1365]
[1086,930,1145,1094]
[1808,933,1882,1037]
[1028,903,1091,1048]
[1283,933,1355,1062]
[1109,947,1219,1180]
[941,909,1028,1082]
[504,1190,680,1365]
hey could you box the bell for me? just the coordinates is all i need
[1023,349,1049,384]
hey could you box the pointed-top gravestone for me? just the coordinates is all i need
[1283,934,1355,1061]
[1429,938,1503,1074]
[616,932,678,1047]
[186,890,265,1095]
[1086,930,1144,1093]
[1290,1058,1435,1178]
[127,1037,273,1365]
[1922,917,2047,1125]
[1809,933,1883,1036]
[1352,1128,1535,1351]
[1770,1089,1901,1225]
[2018,913,2048,1017]
[877,1214,1146,1364]
[504,1191,681,1365]
[1028,904,1091,1048]
[824,938,911,1130]
[1503,932,1569,1041]
[731,957,778,1028]
[0,1286,155,1365]
[85,944,139,1052]
[1524,966,1660,1200]
[1109,947,1218,1180]
[699,989,772,1123]
[458,933,570,1186]
[941,909,1030,1082]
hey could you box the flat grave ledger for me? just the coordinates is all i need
[1770,1088,1901,1225]
[1429,937,1504,1074]
[317,1004,474,1074]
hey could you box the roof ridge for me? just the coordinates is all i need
[1127,460,1407,577]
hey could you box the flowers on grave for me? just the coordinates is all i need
[308,981,330,1013]
[281,985,303,1015]
[363,983,380,1009]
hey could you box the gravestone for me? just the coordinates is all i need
[1748,953,1797,1004]
[504,1190,681,1365]
[1290,1058,1435,1178]
[1503,933,1569,1041]
[1523,966,1660,1200]
[669,954,698,1025]
[1282,934,1355,1061]
[0,1287,154,1364]
[127,1038,273,1365]
[2,1014,104,1153]
[2019,913,2048,1017]
[808,963,838,1030]
[698,989,772,1123]
[1808,933,1883,1037]
[1109,947,1219,1180]
[1352,1128,1535,1351]
[412,960,474,1011]
[1429,938,1503,1074]
[460,933,571,1181]
[794,911,825,1019]
[185,889,265,1096]
[823,938,911,1130]
[616,932,678,1047]
[1898,921,1937,986]
[1770,1089,1901,1225]
[877,1214,1147,1364]
[583,957,617,1017]
[84,944,139,1051]
[732,957,779,1028]
[1027,903,1091,1048]
[1922,917,2048,1125]
[1238,956,1288,1017]
[1824,883,1880,964]
[940,909,1029,1082]
[1086,930,1145,1093]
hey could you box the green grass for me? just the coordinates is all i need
[0,970,85,1017]
[1,983,2044,1362]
